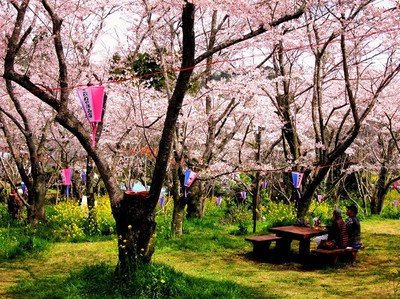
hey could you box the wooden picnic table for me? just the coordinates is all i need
[269,225,327,258]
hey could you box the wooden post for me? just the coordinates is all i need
[253,127,263,233]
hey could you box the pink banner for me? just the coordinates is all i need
[77,86,105,147]
[61,168,73,197]
[61,168,73,186]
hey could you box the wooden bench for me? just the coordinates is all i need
[245,234,282,256]
[312,246,365,266]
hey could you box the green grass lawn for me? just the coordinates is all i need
[0,217,399,298]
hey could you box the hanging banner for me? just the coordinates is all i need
[80,172,86,184]
[394,200,399,207]
[183,169,198,198]
[394,181,399,189]
[184,169,198,187]
[292,172,304,189]
[216,197,222,206]
[77,86,105,147]
[240,191,246,202]
[315,194,324,203]
[262,181,267,189]
[61,168,73,197]
[21,182,28,195]
[291,171,304,199]
[159,197,165,207]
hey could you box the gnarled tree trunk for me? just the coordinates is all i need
[114,191,156,273]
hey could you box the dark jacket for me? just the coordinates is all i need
[346,215,361,245]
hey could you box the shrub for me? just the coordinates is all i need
[381,202,400,219]
[46,196,116,241]
[260,199,297,230]
[0,205,51,261]
[308,200,334,225]
[46,201,87,241]
[220,197,252,235]
[0,203,12,226]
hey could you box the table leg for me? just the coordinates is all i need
[276,238,292,256]
[299,239,311,257]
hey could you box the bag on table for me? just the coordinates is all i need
[317,239,337,250]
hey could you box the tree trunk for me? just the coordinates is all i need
[296,168,329,218]
[26,173,47,224]
[85,156,96,207]
[8,190,24,222]
[252,172,261,233]
[145,1,196,248]
[371,164,388,214]
[171,164,185,237]
[114,191,156,274]
[172,198,186,237]
[186,180,204,219]
[85,155,98,233]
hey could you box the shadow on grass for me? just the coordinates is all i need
[7,262,272,299]
[242,249,359,272]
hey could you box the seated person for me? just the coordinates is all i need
[346,204,362,248]
[317,208,348,249]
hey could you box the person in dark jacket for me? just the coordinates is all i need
[346,204,361,247]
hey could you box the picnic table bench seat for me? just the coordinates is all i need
[245,234,282,256]
[312,246,365,266]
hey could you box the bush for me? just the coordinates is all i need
[0,203,12,225]
[381,202,400,219]
[46,196,116,241]
[308,200,334,225]
[260,199,297,231]
[220,197,252,235]
[3,234,51,260]
[0,205,51,261]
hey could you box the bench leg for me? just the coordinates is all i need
[299,239,311,258]
[276,239,292,257]
[252,241,272,256]
[331,255,339,266]
[332,251,358,266]
[340,251,358,265]
[350,251,358,265]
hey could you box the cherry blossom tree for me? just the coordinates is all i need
[3,0,309,272]
[6,0,399,276]
[249,0,400,218]
[117,1,308,237]
[0,81,56,223]
[357,81,400,214]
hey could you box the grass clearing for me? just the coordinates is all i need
[0,217,399,298]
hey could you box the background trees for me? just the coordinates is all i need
[1,0,400,272]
